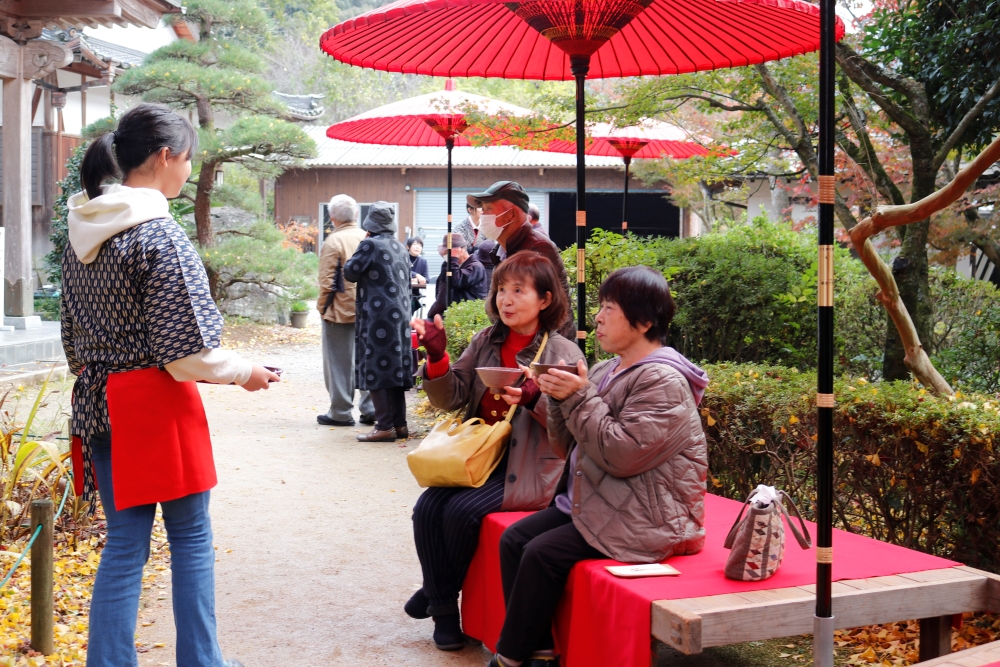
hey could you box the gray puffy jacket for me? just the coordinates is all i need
[548,359,708,562]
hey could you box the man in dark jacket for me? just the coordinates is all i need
[343,202,412,443]
[427,232,489,319]
[468,181,575,339]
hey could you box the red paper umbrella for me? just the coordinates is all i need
[321,0,844,348]
[547,121,712,230]
[327,80,535,306]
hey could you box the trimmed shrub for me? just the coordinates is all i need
[702,363,1000,571]
[442,299,493,360]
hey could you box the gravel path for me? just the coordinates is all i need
[135,327,488,667]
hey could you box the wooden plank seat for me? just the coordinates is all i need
[916,639,1000,666]
[652,565,1000,661]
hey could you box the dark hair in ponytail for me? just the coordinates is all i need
[80,102,198,200]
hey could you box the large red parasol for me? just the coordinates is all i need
[322,0,844,351]
[327,81,534,306]
[546,120,711,231]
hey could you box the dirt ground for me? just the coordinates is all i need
[129,319,816,667]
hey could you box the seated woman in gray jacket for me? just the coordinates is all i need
[408,251,585,652]
[488,266,710,667]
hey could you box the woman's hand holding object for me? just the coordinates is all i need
[242,364,280,392]
[536,359,589,401]
[411,314,447,362]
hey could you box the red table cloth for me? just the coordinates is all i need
[461,493,959,667]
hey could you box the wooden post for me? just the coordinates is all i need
[30,499,54,656]
[918,615,952,661]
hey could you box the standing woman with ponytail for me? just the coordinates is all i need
[62,103,277,667]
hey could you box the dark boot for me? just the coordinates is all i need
[404,589,430,619]
[433,613,465,651]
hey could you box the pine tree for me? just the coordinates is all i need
[114,0,315,247]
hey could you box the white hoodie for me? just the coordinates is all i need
[67,184,253,386]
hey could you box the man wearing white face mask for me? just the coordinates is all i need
[468,181,575,339]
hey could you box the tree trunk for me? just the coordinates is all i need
[881,150,936,381]
[195,160,217,248]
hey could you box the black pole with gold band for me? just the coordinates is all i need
[571,54,590,352]
[814,0,836,663]
[622,156,631,233]
[445,137,454,310]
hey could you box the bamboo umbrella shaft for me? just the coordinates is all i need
[571,55,590,352]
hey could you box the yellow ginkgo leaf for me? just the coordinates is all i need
[789,415,800,424]
[706,415,716,427]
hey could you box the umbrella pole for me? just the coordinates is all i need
[446,138,454,310]
[622,156,631,233]
[571,54,590,353]
[814,0,836,664]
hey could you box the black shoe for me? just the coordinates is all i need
[404,589,430,619]
[318,414,355,426]
[359,413,376,425]
[396,425,409,439]
[433,613,465,651]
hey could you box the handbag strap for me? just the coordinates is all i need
[723,492,754,549]
[778,491,813,549]
[503,332,549,423]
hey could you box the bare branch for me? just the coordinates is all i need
[933,74,1000,170]
[835,43,928,138]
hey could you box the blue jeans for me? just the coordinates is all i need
[88,433,224,667]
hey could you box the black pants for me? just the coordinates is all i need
[412,474,505,615]
[369,387,407,431]
[496,506,604,660]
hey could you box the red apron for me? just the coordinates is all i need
[71,367,216,510]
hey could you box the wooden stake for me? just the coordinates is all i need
[30,499,54,656]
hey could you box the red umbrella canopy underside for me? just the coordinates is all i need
[321,0,845,80]
[326,87,536,146]
[544,121,713,158]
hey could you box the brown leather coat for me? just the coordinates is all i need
[548,359,708,563]
[419,324,585,511]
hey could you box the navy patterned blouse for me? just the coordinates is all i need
[61,217,223,505]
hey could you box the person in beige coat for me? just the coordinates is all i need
[407,252,585,653]
[488,266,710,667]
[317,194,374,426]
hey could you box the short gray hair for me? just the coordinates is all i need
[328,194,359,224]
[528,203,540,221]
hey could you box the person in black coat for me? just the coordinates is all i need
[477,238,497,289]
[407,237,429,315]
[344,202,413,443]
[427,232,489,319]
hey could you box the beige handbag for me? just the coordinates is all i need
[407,333,547,488]
[723,486,811,581]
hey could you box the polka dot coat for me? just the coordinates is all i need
[343,232,413,391]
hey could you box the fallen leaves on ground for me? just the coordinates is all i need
[838,613,1000,665]
[221,318,319,351]
[0,513,172,666]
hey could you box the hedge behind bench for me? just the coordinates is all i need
[702,363,1000,573]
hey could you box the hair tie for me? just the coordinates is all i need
[111,130,120,142]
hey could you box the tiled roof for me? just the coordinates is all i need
[40,28,149,69]
[301,125,623,168]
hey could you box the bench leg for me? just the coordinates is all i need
[918,615,953,661]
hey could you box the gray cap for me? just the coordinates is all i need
[438,232,468,253]
[466,181,529,213]
[362,201,396,235]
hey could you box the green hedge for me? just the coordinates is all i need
[702,363,1000,572]
[443,298,493,360]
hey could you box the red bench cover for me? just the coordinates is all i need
[461,493,958,667]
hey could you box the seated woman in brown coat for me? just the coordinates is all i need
[488,266,710,667]
[408,251,585,652]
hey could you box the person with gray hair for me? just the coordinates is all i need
[528,203,545,235]
[317,194,375,426]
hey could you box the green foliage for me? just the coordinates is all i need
[864,0,1000,153]
[289,300,309,312]
[45,144,87,285]
[563,216,857,368]
[701,363,1000,571]
[442,299,493,360]
[930,272,1000,393]
[201,222,319,306]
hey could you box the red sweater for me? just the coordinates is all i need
[425,328,536,425]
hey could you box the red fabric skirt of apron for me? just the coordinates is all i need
[71,367,216,511]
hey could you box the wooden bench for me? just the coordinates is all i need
[652,565,1000,663]
[917,639,1000,666]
